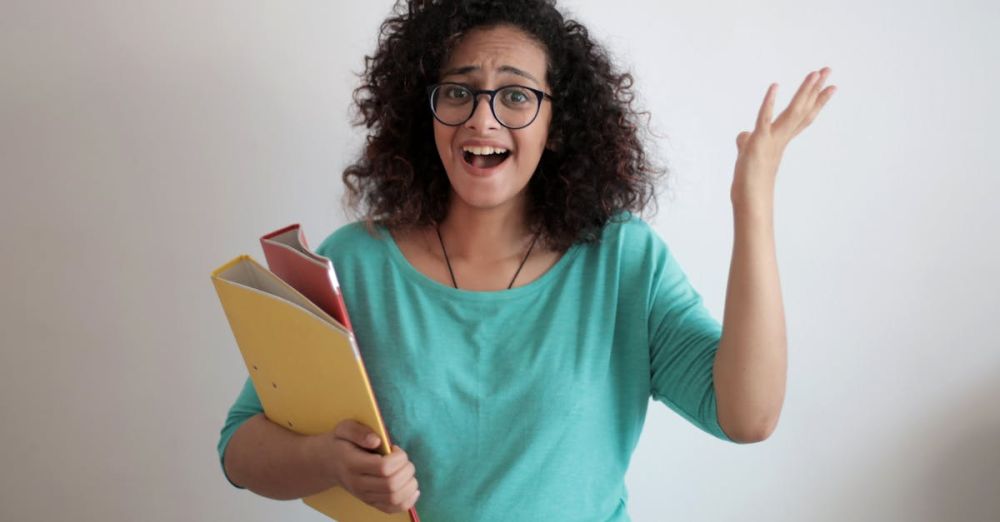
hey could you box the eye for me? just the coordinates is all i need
[500,87,533,108]
[443,85,470,100]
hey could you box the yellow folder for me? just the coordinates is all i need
[211,255,413,522]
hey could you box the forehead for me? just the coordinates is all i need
[441,25,548,86]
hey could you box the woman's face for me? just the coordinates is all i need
[433,24,552,213]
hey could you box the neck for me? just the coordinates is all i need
[435,193,537,263]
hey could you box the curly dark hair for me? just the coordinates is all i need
[342,0,669,252]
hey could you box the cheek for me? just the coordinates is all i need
[517,126,550,163]
[540,112,553,149]
[529,112,553,154]
[433,123,454,163]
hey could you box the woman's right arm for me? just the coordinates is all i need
[222,413,338,500]
[223,414,422,513]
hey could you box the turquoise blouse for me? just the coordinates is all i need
[217,211,734,521]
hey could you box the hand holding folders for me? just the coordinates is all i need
[211,224,420,522]
[319,419,421,513]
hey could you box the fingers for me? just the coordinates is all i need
[350,445,421,514]
[334,419,383,451]
[755,83,778,134]
[770,67,834,141]
[794,69,824,107]
[372,488,419,513]
[791,67,835,139]
[336,441,417,490]
[402,487,422,510]
[326,421,421,514]
[335,442,410,480]
[807,67,832,105]
[814,84,836,110]
[358,458,417,495]
[359,445,411,478]
[369,480,420,511]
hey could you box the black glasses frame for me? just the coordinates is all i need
[426,82,555,130]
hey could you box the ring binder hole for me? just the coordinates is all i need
[272,382,277,389]
[253,365,258,371]
[288,421,294,428]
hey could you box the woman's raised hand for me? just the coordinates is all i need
[311,419,421,514]
[732,67,837,210]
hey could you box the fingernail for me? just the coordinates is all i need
[367,434,379,446]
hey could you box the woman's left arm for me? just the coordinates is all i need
[714,67,837,442]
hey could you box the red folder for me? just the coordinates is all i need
[260,224,353,331]
[260,223,420,522]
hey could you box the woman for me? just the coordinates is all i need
[217,0,835,520]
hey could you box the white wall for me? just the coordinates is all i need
[2,1,997,520]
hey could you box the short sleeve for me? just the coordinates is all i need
[646,232,733,442]
[217,376,264,488]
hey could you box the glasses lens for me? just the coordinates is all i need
[494,86,539,129]
[430,84,541,128]
[431,84,473,125]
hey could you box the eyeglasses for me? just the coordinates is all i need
[427,82,554,130]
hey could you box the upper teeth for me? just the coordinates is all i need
[463,146,508,155]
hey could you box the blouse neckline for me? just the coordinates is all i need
[378,224,583,302]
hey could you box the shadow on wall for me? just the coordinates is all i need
[818,361,1000,521]
[919,368,1000,521]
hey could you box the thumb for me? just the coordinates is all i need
[334,420,382,449]
[736,131,751,151]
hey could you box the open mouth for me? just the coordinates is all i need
[463,149,511,169]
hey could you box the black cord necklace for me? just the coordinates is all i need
[435,225,539,290]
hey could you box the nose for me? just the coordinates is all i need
[464,93,500,130]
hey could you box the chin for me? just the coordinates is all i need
[450,189,512,210]
[442,155,534,207]
[448,182,522,210]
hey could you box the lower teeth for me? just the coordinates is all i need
[467,153,508,169]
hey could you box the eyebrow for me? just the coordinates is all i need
[440,65,541,85]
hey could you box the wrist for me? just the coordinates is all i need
[733,197,773,222]
[300,433,340,489]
